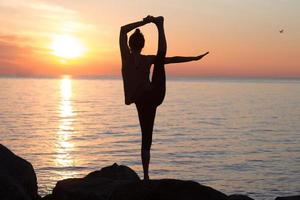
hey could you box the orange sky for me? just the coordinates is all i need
[0,0,299,77]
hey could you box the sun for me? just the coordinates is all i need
[51,34,86,59]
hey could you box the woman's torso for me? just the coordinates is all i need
[122,54,152,105]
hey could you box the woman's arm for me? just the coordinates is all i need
[119,16,154,60]
[147,52,209,65]
[164,52,209,64]
[120,21,147,35]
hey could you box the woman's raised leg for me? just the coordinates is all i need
[151,16,167,106]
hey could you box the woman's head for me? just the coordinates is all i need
[129,29,144,52]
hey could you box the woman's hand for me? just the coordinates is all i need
[143,15,155,23]
[143,15,164,26]
[195,52,209,60]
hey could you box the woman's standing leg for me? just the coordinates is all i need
[136,102,156,180]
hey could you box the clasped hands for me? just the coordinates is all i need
[143,15,163,25]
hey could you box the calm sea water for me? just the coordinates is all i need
[0,77,299,199]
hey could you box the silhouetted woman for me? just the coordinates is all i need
[120,16,209,180]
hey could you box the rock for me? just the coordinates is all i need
[51,163,140,200]
[41,194,53,200]
[86,163,140,181]
[0,174,31,200]
[111,179,228,200]
[0,144,40,200]
[275,196,300,200]
[49,163,228,200]
[229,194,255,200]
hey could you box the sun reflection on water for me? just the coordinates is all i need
[55,76,77,179]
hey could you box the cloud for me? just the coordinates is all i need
[0,34,33,44]
[0,0,76,14]
[0,33,52,75]
[0,41,30,74]
[0,0,86,35]
[0,34,33,65]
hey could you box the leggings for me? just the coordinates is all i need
[135,57,166,150]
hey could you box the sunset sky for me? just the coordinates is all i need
[0,0,299,77]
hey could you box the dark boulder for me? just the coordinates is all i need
[276,196,300,200]
[0,174,31,200]
[0,144,39,200]
[229,194,255,200]
[41,194,53,200]
[51,163,140,200]
[110,179,228,200]
[49,163,228,200]
[85,163,140,181]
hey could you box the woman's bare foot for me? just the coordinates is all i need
[143,174,149,181]
[154,16,164,25]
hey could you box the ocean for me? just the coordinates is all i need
[0,77,299,199]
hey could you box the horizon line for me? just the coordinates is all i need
[0,74,300,80]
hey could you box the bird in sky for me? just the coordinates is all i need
[279,29,284,33]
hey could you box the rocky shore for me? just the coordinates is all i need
[0,144,299,200]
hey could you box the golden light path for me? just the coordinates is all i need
[55,76,77,179]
